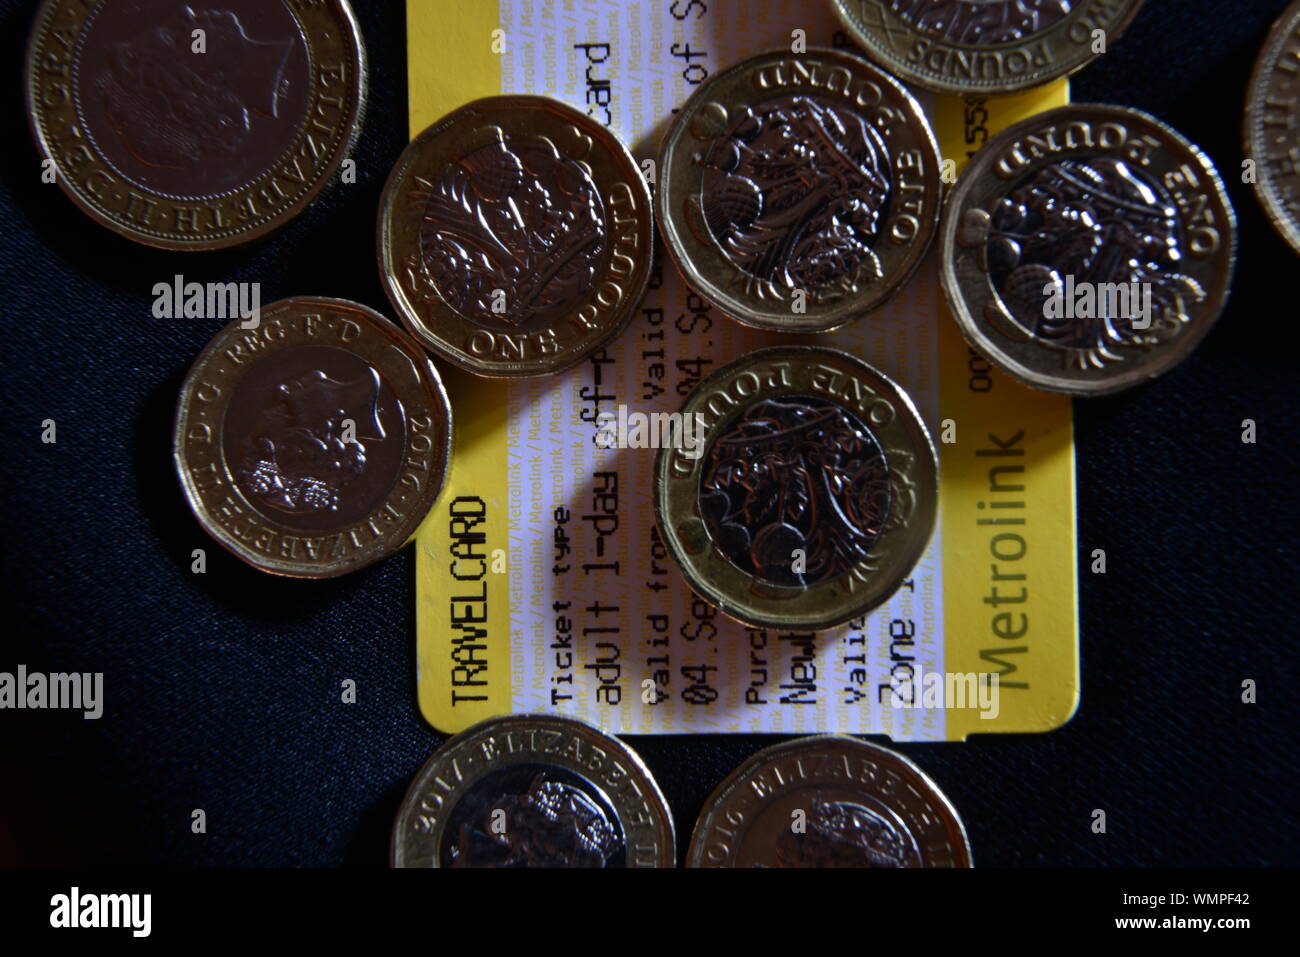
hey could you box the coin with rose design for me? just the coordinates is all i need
[378,96,653,377]
[687,736,971,868]
[655,346,937,631]
[174,297,451,578]
[657,48,942,332]
[941,104,1236,396]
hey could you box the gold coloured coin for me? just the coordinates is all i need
[655,346,937,631]
[830,0,1143,95]
[173,297,451,578]
[378,95,653,377]
[687,735,972,867]
[25,0,367,251]
[391,715,675,868]
[656,48,943,332]
[1245,0,1300,257]
[941,104,1237,396]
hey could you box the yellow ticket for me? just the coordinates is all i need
[409,0,1078,740]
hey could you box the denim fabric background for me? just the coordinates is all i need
[1,0,1296,867]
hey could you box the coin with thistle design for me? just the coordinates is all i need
[174,297,451,578]
[941,104,1236,396]
[830,0,1143,95]
[657,49,942,332]
[656,346,937,631]
[379,96,653,376]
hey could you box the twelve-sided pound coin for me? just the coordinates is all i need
[657,49,942,332]
[1245,0,1300,257]
[830,0,1143,95]
[378,96,653,377]
[174,297,451,578]
[688,735,972,867]
[25,0,367,251]
[656,346,937,631]
[392,715,675,868]
[941,104,1236,396]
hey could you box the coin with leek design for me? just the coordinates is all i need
[830,0,1143,95]
[656,49,942,333]
[655,346,937,631]
[941,104,1236,396]
[391,715,675,868]
[174,297,451,578]
[24,0,366,251]
[378,95,653,377]
[1245,0,1300,257]
[687,736,972,867]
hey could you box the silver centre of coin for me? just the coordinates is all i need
[981,156,1206,368]
[439,764,626,868]
[695,94,892,294]
[420,130,608,328]
[885,0,1074,45]
[697,394,892,588]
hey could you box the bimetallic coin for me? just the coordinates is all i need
[657,49,942,333]
[831,0,1143,95]
[656,347,937,631]
[688,736,972,867]
[941,104,1237,396]
[391,716,674,868]
[25,0,366,251]
[174,297,451,578]
[378,96,653,377]
[1245,0,1300,257]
